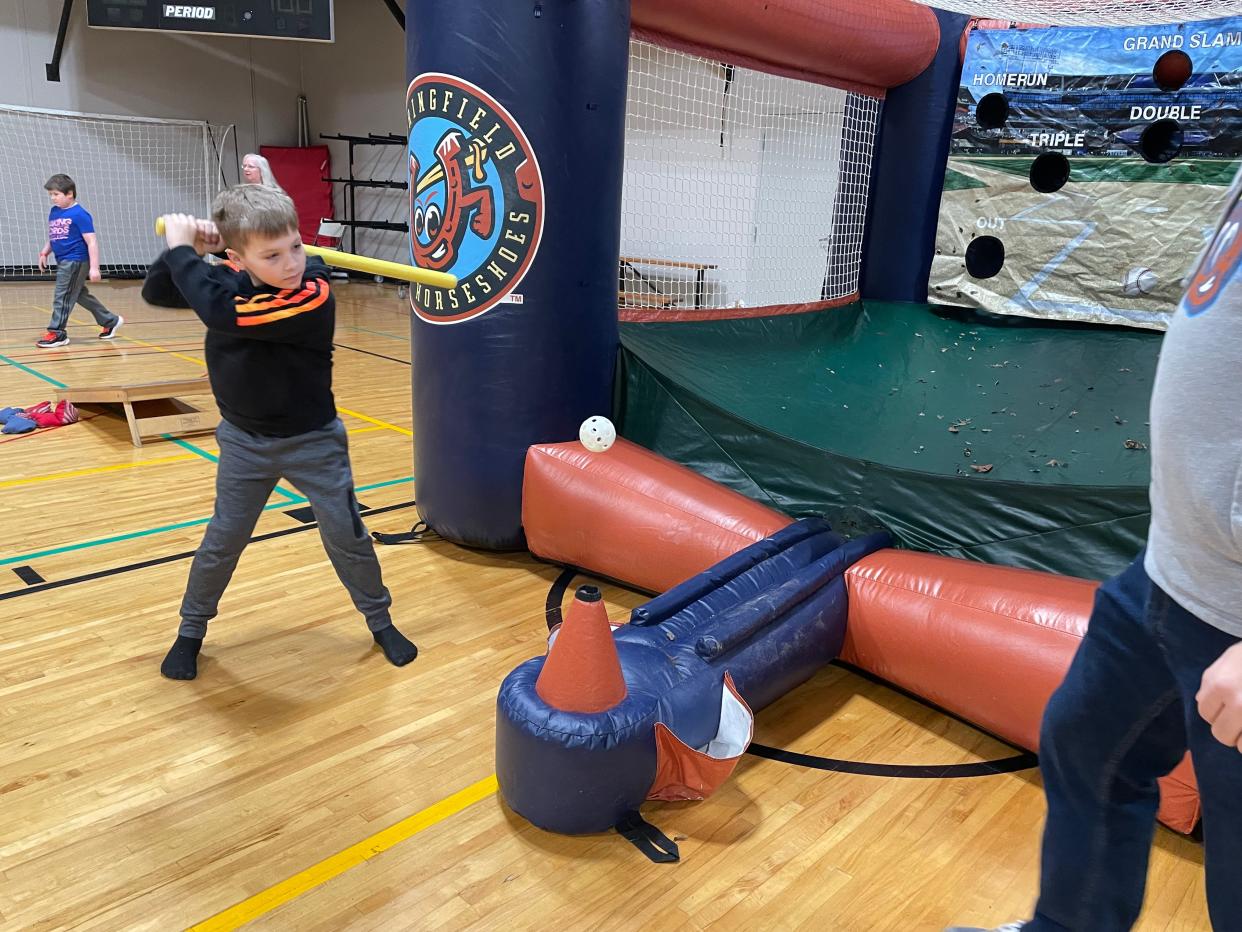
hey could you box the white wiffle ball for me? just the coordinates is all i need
[1122,266,1158,297]
[579,416,616,453]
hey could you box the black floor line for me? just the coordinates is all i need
[333,342,411,366]
[283,501,372,524]
[747,742,1038,778]
[12,565,45,585]
[0,500,416,602]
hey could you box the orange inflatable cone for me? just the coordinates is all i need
[536,585,627,713]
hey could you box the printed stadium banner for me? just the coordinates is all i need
[930,17,1242,329]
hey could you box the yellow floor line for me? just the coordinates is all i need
[22,306,411,439]
[0,426,386,491]
[0,452,199,489]
[24,304,209,368]
[336,406,413,436]
[188,775,499,932]
[114,333,207,368]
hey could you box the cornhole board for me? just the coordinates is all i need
[55,377,219,447]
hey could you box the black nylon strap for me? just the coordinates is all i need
[615,811,680,863]
[372,520,438,545]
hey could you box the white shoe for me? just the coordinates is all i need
[99,315,124,340]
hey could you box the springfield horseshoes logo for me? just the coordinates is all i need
[1184,192,1242,317]
[405,73,544,324]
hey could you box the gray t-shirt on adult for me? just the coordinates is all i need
[1146,169,1242,639]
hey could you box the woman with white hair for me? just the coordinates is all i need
[241,153,284,191]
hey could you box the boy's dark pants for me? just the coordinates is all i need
[179,418,393,637]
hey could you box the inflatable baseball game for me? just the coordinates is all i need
[399,0,1228,847]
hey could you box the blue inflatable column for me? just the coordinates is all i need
[405,1,629,549]
[860,8,970,302]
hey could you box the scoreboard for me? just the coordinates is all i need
[86,1,334,42]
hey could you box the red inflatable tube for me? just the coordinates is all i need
[632,0,940,97]
[522,439,792,594]
[842,550,1200,834]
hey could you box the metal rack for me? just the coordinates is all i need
[319,132,408,255]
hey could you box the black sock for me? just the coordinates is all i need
[373,624,418,667]
[161,635,202,680]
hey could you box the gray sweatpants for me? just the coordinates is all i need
[179,417,393,638]
[48,260,119,337]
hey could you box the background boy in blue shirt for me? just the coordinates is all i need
[37,174,123,348]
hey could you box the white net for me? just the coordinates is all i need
[621,39,880,313]
[0,106,229,279]
[913,0,1242,26]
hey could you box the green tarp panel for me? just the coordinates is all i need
[617,301,1163,581]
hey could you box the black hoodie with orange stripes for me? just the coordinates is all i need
[142,245,336,437]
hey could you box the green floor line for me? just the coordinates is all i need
[167,436,220,462]
[354,477,414,493]
[0,353,68,389]
[167,436,308,503]
[1,476,413,566]
[0,503,283,566]
[345,324,409,342]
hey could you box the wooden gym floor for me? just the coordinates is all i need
[0,281,1209,931]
